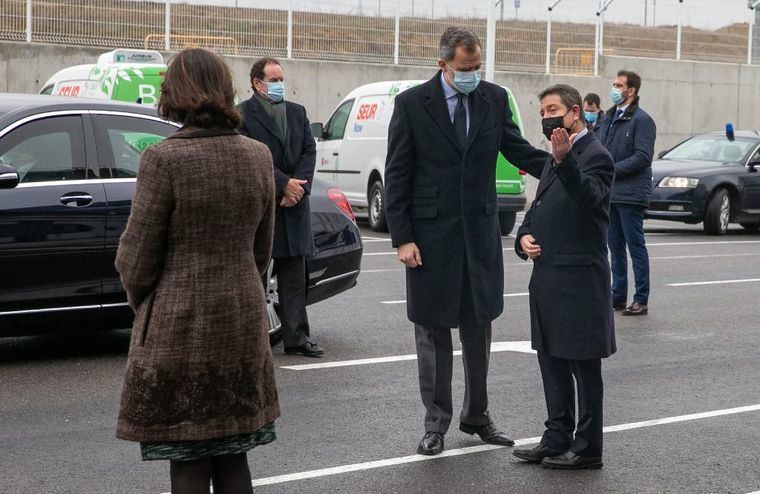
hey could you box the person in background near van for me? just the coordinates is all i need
[384,26,550,456]
[583,93,606,133]
[512,84,615,470]
[115,48,279,493]
[597,70,656,316]
[238,57,323,357]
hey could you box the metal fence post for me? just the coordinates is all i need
[594,14,600,76]
[164,0,171,51]
[25,0,32,42]
[748,1,760,64]
[287,1,293,59]
[545,10,552,75]
[486,0,496,82]
[676,0,683,60]
[394,0,400,65]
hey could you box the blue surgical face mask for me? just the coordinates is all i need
[584,111,598,123]
[610,87,625,106]
[264,81,285,103]
[447,64,481,94]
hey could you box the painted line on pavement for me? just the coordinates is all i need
[362,253,758,272]
[220,403,760,489]
[363,240,760,257]
[280,341,535,371]
[669,278,760,287]
[382,293,529,305]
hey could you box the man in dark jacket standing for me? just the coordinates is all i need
[583,92,606,134]
[385,26,550,456]
[239,58,323,357]
[597,70,656,316]
[512,84,615,470]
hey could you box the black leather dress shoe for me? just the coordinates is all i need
[622,302,648,316]
[512,445,566,463]
[613,302,627,311]
[284,342,324,357]
[417,432,444,456]
[459,422,515,446]
[541,451,603,469]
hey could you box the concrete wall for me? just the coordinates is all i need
[2,40,760,198]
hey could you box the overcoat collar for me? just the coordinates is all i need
[168,126,239,139]
[422,71,488,153]
[245,95,287,146]
[535,131,595,200]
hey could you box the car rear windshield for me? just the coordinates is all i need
[663,136,757,163]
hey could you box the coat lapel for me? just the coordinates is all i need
[248,96,286,147]
[464,85,487,151]
[535,132,595,200]
[422,72,464,151]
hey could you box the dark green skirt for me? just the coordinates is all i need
[140,423,276,461]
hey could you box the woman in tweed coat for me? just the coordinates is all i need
[115,48,279,493]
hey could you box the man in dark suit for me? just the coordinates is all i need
[512,84,616,469]
[384,26,550,456]
[238,57,323,357]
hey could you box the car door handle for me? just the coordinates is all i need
[332,152,339,156]
[60,192,93,207]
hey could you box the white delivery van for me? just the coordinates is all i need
[40,49,166,106]
[310,80,528,234]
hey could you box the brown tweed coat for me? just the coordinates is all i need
[115,126,280,443]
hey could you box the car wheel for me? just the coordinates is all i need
[368,181,388,232]
[498,211,517,236]
[263,261,282,346]
[739,222,760,232]
[703,188,730,236]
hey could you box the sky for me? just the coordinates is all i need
[230,0,755,30]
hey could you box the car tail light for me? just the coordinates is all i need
[518,169,527,175]
[328,187,356,223]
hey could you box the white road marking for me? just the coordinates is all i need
[363,240,760,258]
[280,341,535,371]
[362,239,391,243]
[362,236,388,241]
[382,293,528,305]
[227,403,760,488]
[669,278,760,287]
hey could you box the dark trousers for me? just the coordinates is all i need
[609,203,650,305]
[414,323,492,433]
[273,256,310,348]
[537,352,604,457]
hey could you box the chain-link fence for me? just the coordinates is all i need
[0,0,757,74]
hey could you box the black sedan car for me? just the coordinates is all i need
[647,130,760,235]
[0,94,362,343]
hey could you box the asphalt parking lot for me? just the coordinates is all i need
[1,216,759,494]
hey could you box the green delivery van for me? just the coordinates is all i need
[310,80,527,235]
[40,49,166,106]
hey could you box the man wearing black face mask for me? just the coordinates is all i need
[512,84,616,470]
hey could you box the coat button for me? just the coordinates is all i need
[536,200,542,206]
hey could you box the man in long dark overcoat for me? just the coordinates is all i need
[239,57,323,357]
[512,84,616,470]
[384,26,550,456]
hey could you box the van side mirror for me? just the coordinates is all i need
[310,122,324,140]
[0,164,20,189]
[749,158,760,173]
[657,150,669,159]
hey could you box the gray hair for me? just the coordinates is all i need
[439,26,481,62]
[539,84,586,123]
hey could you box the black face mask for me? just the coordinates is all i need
[541,110,572,140]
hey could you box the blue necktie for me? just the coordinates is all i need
[614,109,624,121]
[453,93,467,146]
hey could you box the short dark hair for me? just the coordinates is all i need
[439,26,481,61]
[617,69,642,95]
[158,48,240,129]
[584,92,601,107]
[539,84,585,123]
[250,57,282,92]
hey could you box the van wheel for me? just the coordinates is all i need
[498,211,517,236]
[368,181,388,232]
[264,261,283,346]
[703,188,730,236]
